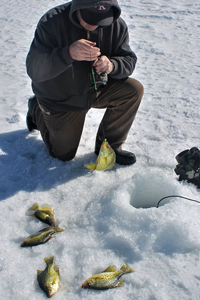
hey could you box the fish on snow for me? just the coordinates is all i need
[82,264,134,289]
[85,139,116,171]
[26,203,55,227]
[37,256,60,298]
[21,226,64,247]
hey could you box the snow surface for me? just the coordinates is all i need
[0,0,200,299]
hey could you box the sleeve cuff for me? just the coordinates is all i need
[109,59,118,75]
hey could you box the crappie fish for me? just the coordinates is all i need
[26,203,55,227]
[37,256,60,298]
[82,264,134,289]
[85,139,116,171]
[21,226,64,247]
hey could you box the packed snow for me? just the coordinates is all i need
[0,0,200,299]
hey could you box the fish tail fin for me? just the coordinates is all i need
[55,225,64,233]
[29,202,39,211]
[26,202,39,215]
[84,163,97,172]
[44,256,54,266]
[27,202,39,211]
[25,211,35,217]
[120,264,134,274]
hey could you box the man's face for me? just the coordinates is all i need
[77,10,98,31]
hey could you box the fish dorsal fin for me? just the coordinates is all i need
[29,228,53,237]
[40,204,52,211]
[29,229,50,238]
[103,265,117,272]
[38,227,51,233]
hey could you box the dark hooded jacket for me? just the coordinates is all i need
[26,0,137,113]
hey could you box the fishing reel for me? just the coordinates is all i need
[99,72,108,85]
[174,147,200,187]
[95,72,108,85]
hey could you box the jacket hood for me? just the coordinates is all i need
[69,0,121,27]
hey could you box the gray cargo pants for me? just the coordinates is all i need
[34,77,143,161]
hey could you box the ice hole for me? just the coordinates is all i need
[128,171,179,208]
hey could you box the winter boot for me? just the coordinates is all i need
[95,146,136,165]
[26,95,38,132]
[114,149,136,165]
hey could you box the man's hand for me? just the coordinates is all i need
[93,55,113,74]
[69,39,101,61]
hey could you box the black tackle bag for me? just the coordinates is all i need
[174,147,200,188]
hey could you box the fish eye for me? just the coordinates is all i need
[86,282,91,287]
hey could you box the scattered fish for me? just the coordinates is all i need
[26,203,55,227]
[82,264,134,289]
[21,226,64,247]
[85,139,116,171]
[37,256,60,298]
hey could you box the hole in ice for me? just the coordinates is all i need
[128,170,179,208]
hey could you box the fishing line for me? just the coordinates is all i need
[91,66,106,140]
[97,92,106,141]
[88,28,106,141]
[156,195,200,208]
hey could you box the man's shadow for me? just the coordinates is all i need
[0,129,93,201]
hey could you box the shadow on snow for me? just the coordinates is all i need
[0,129,92,201]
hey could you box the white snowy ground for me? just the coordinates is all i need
[0,0,200,299]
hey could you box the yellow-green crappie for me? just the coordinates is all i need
[26,203,55,227]
[21,226,64,247]
[82,264,134,289]
[37,256,60,298]
[85,139,116,171]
